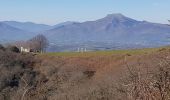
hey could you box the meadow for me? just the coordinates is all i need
[44,47,163,57]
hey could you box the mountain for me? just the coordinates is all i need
[2,21,78,33]
[0,22,35,42]
[2,21,52,32]
[0,13,170,51]
[0,21,79,43]
[43,13,170,51]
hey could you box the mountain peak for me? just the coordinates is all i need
[106,13,126,20]
[99,13,138,24]
[97,13,129,23]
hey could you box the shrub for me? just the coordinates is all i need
[0,44,5,51]
[117,56,170,100]
[0,50,40,100]
[7,46,20,53]
[83,70,96,78]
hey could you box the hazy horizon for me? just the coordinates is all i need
[0,0,170,25]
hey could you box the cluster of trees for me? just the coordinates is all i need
[0,34,49,53]
[168,20,170,26]
[28,34,49,53]
[14,34,49,53]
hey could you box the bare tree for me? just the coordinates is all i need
[29,34,49,53]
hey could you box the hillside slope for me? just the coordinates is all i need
[1,47,170,100]
[2,21,52,32]
[0,22,35,42]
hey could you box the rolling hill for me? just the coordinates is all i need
[0,22,34,42]
[2,21,52,32]
[0,21,77,43]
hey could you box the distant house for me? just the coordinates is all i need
[14,40,44,53]
[20,47,31,53]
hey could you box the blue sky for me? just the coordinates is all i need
[0,0,169,25]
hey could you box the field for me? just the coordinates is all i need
[44,47,163,57]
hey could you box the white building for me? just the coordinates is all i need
[77,47,87,52]
[20,47,31,53]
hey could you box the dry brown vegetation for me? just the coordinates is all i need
[1,46,170,100]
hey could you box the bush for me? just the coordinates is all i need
[7,46,20,53]
[0,50,40,100]
[0,44,5,51]
[117,56,170,100]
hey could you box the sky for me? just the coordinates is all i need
[0,0,170,25]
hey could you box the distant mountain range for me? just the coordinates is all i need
[0,22,33,41]
[2,21,52,32]
[0,21,76,42]
[0,13,170,51]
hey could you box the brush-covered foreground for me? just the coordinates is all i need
[0,47,170,100]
